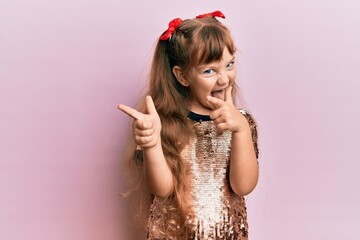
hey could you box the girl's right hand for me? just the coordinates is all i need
[118,96,161,148]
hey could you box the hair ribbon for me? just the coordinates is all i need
[196,10,225,19]
[159,11,225,41]
[160,18,183,41]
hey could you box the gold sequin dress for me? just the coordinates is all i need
[147,110,259,240]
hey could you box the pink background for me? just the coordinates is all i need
[1,0,359,239]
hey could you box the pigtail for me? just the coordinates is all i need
[145,38,195,232]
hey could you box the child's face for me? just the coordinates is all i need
[186,47,236,114]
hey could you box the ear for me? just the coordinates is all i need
[172,66,190,87]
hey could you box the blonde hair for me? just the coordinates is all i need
[122,16,238,236]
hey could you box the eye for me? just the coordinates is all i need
[226,61,235,68]
[203,69,214,74]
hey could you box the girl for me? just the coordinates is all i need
[119,11,259,240]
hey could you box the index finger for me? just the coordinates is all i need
[206,96,225,109]
[118,104,142,120]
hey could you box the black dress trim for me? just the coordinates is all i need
[188,111,212,122]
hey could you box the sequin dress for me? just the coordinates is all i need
[147,110,259,240]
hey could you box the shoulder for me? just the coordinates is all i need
[239,109,259,158]
[239,109,257,128]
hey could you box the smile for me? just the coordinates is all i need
[210,89,225,99]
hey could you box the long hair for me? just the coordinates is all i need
[123,16,238,236]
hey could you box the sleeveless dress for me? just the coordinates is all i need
[147,110,259,240]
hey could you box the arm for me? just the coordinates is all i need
[229,112,259,197]
[142,139,174,198]
[119,96,174,198]
[208,86,259,197]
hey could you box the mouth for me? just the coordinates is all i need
[210,89,225,99]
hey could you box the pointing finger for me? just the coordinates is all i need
[118,104,142,120]
[207,95,225,109]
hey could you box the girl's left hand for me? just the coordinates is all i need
[207,86,249,133]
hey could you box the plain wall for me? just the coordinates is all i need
[1,0,359,239]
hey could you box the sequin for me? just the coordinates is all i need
[147,110,258,239]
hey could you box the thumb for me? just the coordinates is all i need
[145,95,158,116]
[225,85,233,103]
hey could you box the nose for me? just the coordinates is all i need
[217,71,229,86]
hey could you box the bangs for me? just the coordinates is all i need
[191,25,236,66]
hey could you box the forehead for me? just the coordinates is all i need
[197,47,234,67]
[194,35,235,63]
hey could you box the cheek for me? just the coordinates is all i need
[198,77,216,90]
[229,70,237,82]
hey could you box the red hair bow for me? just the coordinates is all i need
[160,18,183,41]
[196,10,225,19]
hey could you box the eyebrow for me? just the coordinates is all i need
[228,56,236,62]
[198,57,236,69]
